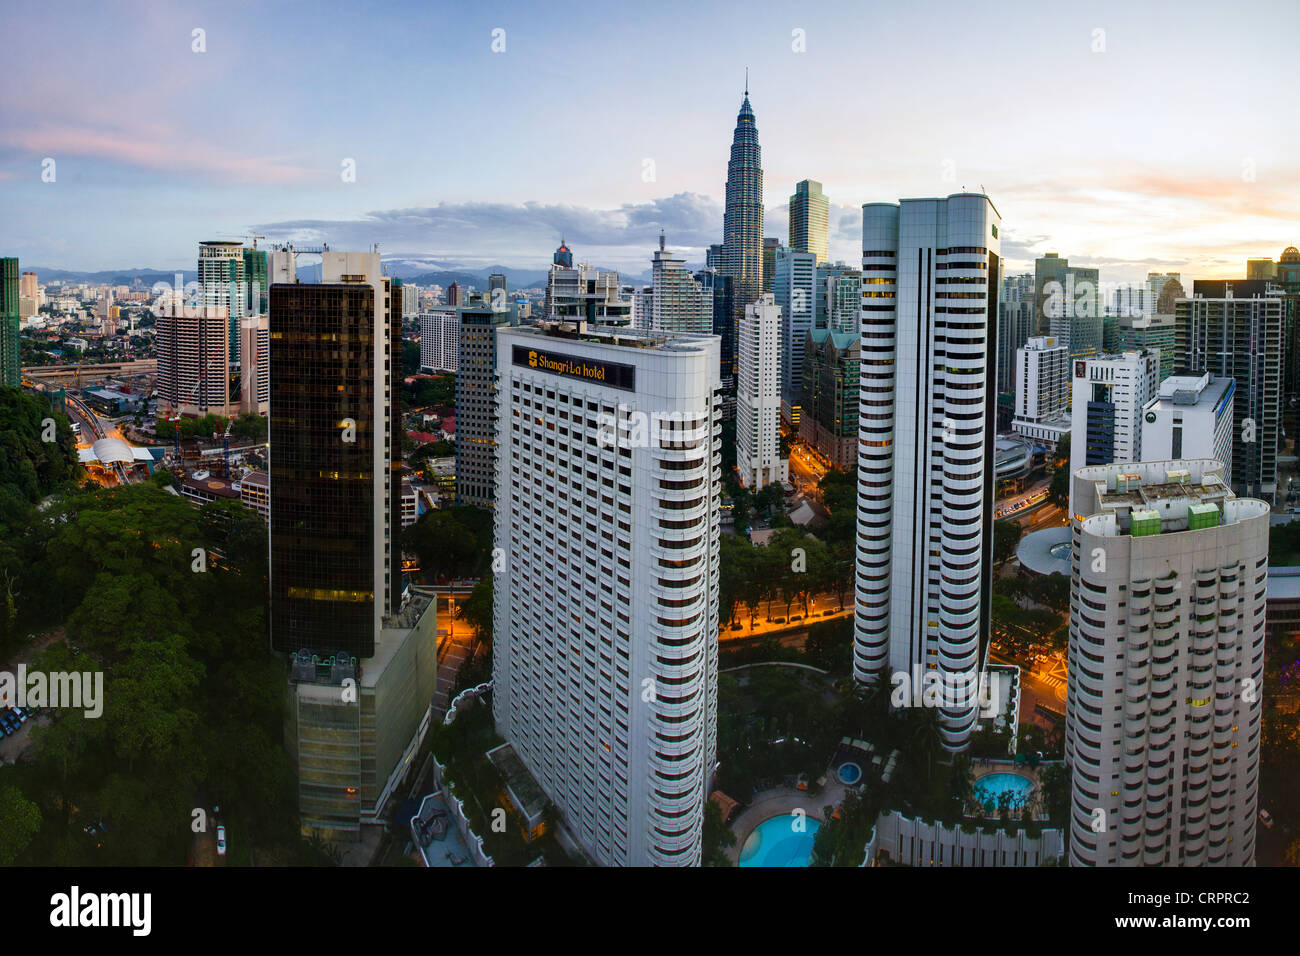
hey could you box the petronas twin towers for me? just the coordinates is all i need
[720,86,764,343]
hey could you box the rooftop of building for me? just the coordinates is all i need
[238,468,268,489]
[1146,372,1233,409]
[485,743,549,823]
[508,320,711,353]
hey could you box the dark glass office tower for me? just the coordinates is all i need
[0,258,19,388]
[269,255,400,659]
[721,88,763,355]
[243,247,268,314]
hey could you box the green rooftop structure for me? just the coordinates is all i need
[1131,509,1162,537]
[1187,502,1220,531]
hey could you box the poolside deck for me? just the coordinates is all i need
[725,778,848,866]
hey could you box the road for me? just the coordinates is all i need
[787,441,829,493]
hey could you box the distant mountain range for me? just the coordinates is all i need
[27,258,656,291]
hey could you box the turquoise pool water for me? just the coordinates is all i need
[837,762,862,785]
[739,814,822,867]
[973,772,1034,811]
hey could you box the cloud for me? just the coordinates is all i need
[256,193,725,268]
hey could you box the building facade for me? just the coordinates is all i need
[650,235,711,334]
[1071,350,1160,468]
[1176,280,1283,501]
[772,246,816,405]
[455,306,513,507]
[799,327,860,469]
[736,294,788,488]
[853,193,1002,753]
[493,321,722,866]
[720,89,764,364]
[1067,459,1266,866]
[789,179,829,265]
[1011,335,1070,452]
[155,293,231,417]
[0,258,19,387]
[1140,372,1234,472]
[268,250,400,660]
[419,308,461,373]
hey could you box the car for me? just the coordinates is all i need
[216,825,227,856]
[1260,809,1274,829]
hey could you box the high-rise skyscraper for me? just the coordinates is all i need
[446,281,461,306]
[198,240,246,367]
[789,179,829,265]
[649,234,711,334]
[155,292,231,417]
[488,273,507,311]
[545,240,631,326]
[419,308,461,373]
[0,258,19,388]
[1176,279,1282,501]
[268,250,400,660]
[455,306,513,507]
[1011,336,1070,453]
[1067,458,1266,866]
[493,321,722,866]
[997,273,1035,398]
[736,294,788,489]
[772,247,816,407]
[720,86,763,360]
[1034,252,1101,360]
[242,247,268,315]
[695,267,735,385]
[1116,313,1177,382]
[762,237,781,294]
[853,193,1001,752]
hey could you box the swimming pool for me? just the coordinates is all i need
[973,772,1034,812]
[837,761,862,785]
[739,814,822,867]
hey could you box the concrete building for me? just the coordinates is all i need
[493,320,722,866]
[455,306,513,507]
[1012,335,1070,452]
[736,294,788,488]
[155,292,231,417]
[649,234,711,334]
[419,308,461,373]
[1071,350,1160,467]
[545,241,631,326]
[238,468,270,522]
[1140,372,1234,472]
[285,595,438,840]
[1176,280,1283,502]
[238,314,269,416]
[695,267,735,386]
[854,193,1002,753]
[1067,459,1267,866]
[799,327,859,470]
[789,179,829,265]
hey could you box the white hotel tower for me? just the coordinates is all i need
[493,321,722,866]
[736,293,788,489]
[1068,459,1267,866]
[854,194,1002,752]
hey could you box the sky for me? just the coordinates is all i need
[3,0,1298,285]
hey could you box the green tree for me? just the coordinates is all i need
[0,785,42,865]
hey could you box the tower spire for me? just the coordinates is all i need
[744,67,748,97]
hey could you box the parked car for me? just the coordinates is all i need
[1260,809,1274,829]
[216,825,227,856]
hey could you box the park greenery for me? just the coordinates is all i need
[404,505,493,583]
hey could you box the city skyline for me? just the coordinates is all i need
[3,0,1298,282]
